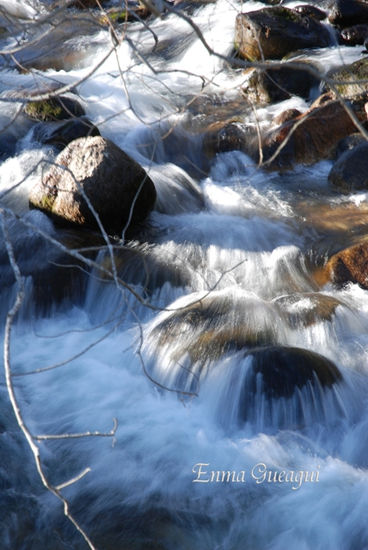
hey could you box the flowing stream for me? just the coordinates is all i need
[1,1,368,549]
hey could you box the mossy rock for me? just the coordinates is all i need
[327,58,368,99]
[29,136,156,236]
[24,96,85,122]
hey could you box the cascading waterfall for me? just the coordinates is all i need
[1,0,368,549]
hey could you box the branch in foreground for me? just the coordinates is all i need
[0,208,107,550]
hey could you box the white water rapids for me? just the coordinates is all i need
[1,1,368,549]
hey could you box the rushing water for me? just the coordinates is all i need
[1,1,368,549]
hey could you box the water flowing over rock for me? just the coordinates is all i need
[3,0,368,547]
[29,136,157,235]
[240,346,342,400]
[202,121,255,158]
[273,292,342,327]
[235,7,331,61]
[3,13,105,71]
[329,141,368,191]
[151,291,282,368]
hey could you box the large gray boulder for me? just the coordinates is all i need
[29,136,156,235]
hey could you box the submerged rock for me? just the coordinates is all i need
[324,241,368,289]
[235,7,331,61]
[29,136,156,236]
[328,141,368,191]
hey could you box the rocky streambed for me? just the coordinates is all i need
[1,0,368,549]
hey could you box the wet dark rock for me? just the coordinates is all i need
[241,346,342,400]
[324,240,368,289]
[24,96,85,122]
[328,0,368,27]
[261,97,365,170]
[67,0,109,7]
[328,141,368,191]
[202,121,255,159]
[261,0,283,4]
[294,5,327,20]
[340,23,368,44]
[29,136,156,236]
[242,62,320,105]
[235,7,331,61]
[334,132,367,158]
[273,292,342,327]
[33,117,100,149]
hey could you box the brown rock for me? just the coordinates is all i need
[274,292,342,327]
[29,136,156,235]
[235,7,331,61]
[202,121,255,159]
[273,108,302,125]
[261,98,364,170]
[325,241,368,288]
